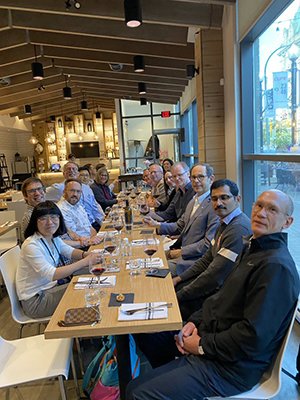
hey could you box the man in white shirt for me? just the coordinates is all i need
[57,179,102,247]
[46,162,104,230]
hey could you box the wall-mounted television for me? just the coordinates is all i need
[70,142,100,158]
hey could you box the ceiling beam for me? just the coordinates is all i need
[28,30,194,61]
[41,46,187,71]
[11,10,189,46]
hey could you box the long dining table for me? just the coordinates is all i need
[44,217,182,399]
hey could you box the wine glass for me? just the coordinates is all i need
[104,232,118,267]
[113,215,124,235]
[88,250,107,297]
[143,235,158,269]
[139,202,150,217]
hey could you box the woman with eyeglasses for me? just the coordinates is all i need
[16,201,101,318]
[155,170,177,212]
[91,167,118,211]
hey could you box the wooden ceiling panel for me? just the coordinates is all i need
[0,0,229,119]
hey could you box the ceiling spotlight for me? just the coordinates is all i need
[138,82,146,94]
[140,97,147,106]
[186,64,199,79]
[124,0,142,28]
[134,55,145,72]
[25,104,32,114]
[63,75,72,99]
[74,1,81,9]
[96,111,101,119]
[81,100,88,111]
[50,115,56,122]
[31,45,44,80]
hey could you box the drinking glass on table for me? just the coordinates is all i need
[139,202,150,217]
[143,235,158,269]
[113,215,124,235]
[104,231,118,267]
[88,250,107,298]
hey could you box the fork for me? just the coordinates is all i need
[122,302,172,315]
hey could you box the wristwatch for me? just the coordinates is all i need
[198,339,205,355]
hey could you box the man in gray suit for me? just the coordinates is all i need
[144,163,219,276]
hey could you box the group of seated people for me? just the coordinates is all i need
[14,158,300,400]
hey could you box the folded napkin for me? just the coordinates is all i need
[125,258,163,270]
[118,302,168,321]
[74,276,116,289]
[132,238,160,246]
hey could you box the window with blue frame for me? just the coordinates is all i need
[180,100,198,167]
[241,0,300,270]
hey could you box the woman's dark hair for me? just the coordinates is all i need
[163,170,173,197]
[162,158,174,170]
[25,201,67,239]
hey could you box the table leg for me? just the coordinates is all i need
[115,334,132,400]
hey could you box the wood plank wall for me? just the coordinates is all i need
[195,29,226,179]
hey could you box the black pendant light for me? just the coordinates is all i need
[25,104,32,114]
[50,115,56,122]
[81,100,88,111]
[81,92,88,110]
[134,55,145,72]
[63,75,72,99]
[124,0,142,28]
[31,45,44,80]
[140,98,147,106]
[138,82,146,94]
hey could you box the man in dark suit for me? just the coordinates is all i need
[144,163,219,277]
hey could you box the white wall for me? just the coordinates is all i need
[238,0,273,41]
[0,114,33,180]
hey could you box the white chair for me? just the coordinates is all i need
[0,334,79,400]
[0,246,51,338]
[11,191,24,201]
[0,210,18,254]
[7,199,27,224]
[205,302,298,400]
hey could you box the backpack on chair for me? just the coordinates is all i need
[82,335,140,399]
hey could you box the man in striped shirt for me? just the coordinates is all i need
[173,179,251,320]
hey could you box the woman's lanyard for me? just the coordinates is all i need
[40,238,65,267]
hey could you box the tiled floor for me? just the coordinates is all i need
[0,291,300,400]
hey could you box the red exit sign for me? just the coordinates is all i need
[161,111,171,118]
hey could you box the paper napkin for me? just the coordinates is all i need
[73,276,116,289]
[118,302,168,321]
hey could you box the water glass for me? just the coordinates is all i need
[128,259,141,276]
[122,238,132,257]
[85,288,102,311]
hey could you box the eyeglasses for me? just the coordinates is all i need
[67,189,82,194]
[65,167,78,172]
[38,215,60,223]
[172,171,188,180]
[252,202,289,217]
[27,187,45,194]
[211,195,234,202]
[191,174,207,181]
